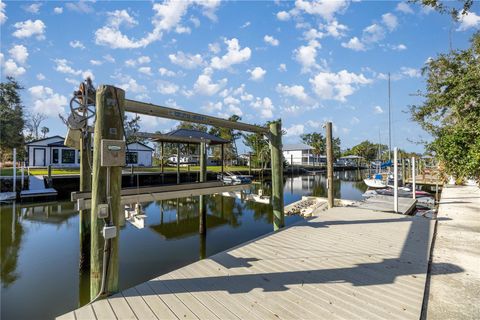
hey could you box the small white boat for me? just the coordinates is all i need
[364,172,387,188]
[220,172,252,184]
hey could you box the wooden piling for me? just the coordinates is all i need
[176,143,180,184]
[269,120,284,231]
[412,156,416,200]
[221,144,224,177]
[393,147,398,213]
[79,131,92,271]
[199,141,207,235]
[326,122,334,209]
[160,142,164,173]
[248,152,252,176]
[401,158,405,185]
[90,85,125,299]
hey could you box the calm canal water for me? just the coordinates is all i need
[1,170,368,320]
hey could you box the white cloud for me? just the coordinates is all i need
[396,2,414,14]
[24,3,42,14]
[103,54,115,63]
[457,11,480,31]
[53,7,63,14]
[190,16,200,28]
[276,83,311,102]
[382,13,398,31]
[306,120,322,129]
[2,58,26,77]
[69,40,85,49]
[294,0,349,21]
[341,37,365,51]
[107,9,138,28]
[36,73,45,80]
[294,40,322,73]
[362,23,386,44]
[211,38,251,70]
[137,56,151,64]
[350,116,360,125]
[138,66,153,76]
[125,56,151,67]
[251,97,274,118]
[285,124,305,137]
[158,67,176,77]
[9,45,29,64]
[28,86,68,117]
[0,0,7,25]
[208,42,221,54]
[90,59,102,66]
[276,11,291,21]
[227,104,243,116]
[114,74,147,93]
[390,43,407,51]
[309,70,371,102]
[65,1,93,13]
[157,80,179,95]
[169,51,204,69]
[400,67,421,78]
[248,67,266,81]
[240,21,251,28]
[65,78,78,85]
[321,20,348,38]
[13,19,46,39]
[202,101,223,114]
[373,106,384,114]
[278,63,287,72]
[54,59,82,75]
[194,68,227,96]
[95,2,220,49]
[264,35,279,46]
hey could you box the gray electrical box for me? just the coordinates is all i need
[102,226,117,239]
[101,139,126,167]
[98,203,109,219]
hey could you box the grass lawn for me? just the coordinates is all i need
[0,166,252,176]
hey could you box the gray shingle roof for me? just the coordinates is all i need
[283,143,313,151]
[165,129,229,145]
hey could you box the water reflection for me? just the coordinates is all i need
[1,171,368,320]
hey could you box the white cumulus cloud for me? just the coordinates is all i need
[285,124,305,137]
[158,67,176,77]
[341,37,365,51]
[138,66,153,76]
[53,7,63,14]
[374,106,384,114]
[194,68,227,96]
[169,51,204,69]
[278,63,287,72]
[276,11,290,21]
[294,40,322,73]
[294,0,349,21]
[382,13,398,31]
[36,73,46,80]
[264,35,279,46]
[157,80,179,95]
[309,70,371,102]
[457,11,480,31]
[251,97,274,119]
[1,56,26,77]
[276,83,311,102]
[248,67,266,81]
[0,0,7,25]
[13,19,46,39]
[9,45,29,64]
[69,40,85,49]
[28,86,68,117]
[211,38,251,70]
[396,2,414,14]
[24,3,42,14]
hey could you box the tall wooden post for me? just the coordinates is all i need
[160,142,164,173]
[221,144,225,176]
[393,147,398,213]
[326,122,334,209]
[199,141,207,235]
[13,148,17,192]
[401,158,405,186]
[176,143,180,184]
[79,131,92,271]
[269,120,284,231]
[248,152,252,176]
[407,158,411,180]
[90,85,124,299]
[412,156,416,200]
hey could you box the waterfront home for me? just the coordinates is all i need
[26,136,154,167]
[283,143,326,166]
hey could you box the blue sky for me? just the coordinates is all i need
[1,0,479,153]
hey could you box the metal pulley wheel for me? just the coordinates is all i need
[68,79,96,130]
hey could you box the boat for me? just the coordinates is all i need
[364,173,387,188]
[219,172,252,185]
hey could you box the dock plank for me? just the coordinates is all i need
[58,205,435,320]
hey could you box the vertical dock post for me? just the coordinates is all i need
[79,131,92,271]
[401,158,405,185]
[248,152,252,176]
[13,148,16,193]
[326,122,334,209]
[199,141,207,235]
[21,163,24,190]
[176,143,180,184]
[269,120,284,231]
[90,85,125,299]
[412,156,416,200]
[221,144,225,177]
[160,142,164,173]
[393,147,398,213]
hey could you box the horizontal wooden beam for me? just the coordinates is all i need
[76,183,250,210]
[71,181,222,201]
[136,132,211,144]
[125,99,269,133]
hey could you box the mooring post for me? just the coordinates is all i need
[79,131,92,271]
[393,147,398,213]
[326,122,334,209]
[221,144,225,177]
[248,152,252,176]
[90,85,125,299]
[412,156,416,200]
[48,164,52,180]
[176,143,180,184]
[21,163,24,190]
[407,158,411,180]
[199,141,207,235]
[401,158,405,186]
[13,148,16,193]
[269,120,284,231]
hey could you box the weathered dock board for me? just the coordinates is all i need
[357,195,417,215]
[20,175,57,199]
[58,205,435,319]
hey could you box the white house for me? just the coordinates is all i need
[283,143,326,166]
[26,136,153,167]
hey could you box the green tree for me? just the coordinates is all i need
[301,132,342,160]
[209,115,242,164]
[243,131,270,169]
[411,0,473,19]
[342,140,389,161]
[40,126,50,138]
[409,32,480,180]
[0,77,25,162]
[177,121,208,132]
[124,114,148,144]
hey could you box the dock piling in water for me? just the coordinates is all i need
[326,122,334,209]
[269,120,284,231]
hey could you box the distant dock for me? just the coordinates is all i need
[20,175,57,201]
[58,198,440,319]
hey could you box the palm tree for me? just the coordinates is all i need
[41,126,49,138]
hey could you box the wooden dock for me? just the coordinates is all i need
[20,175,57,200]
[358,195,417,215]
[58,204,436,319]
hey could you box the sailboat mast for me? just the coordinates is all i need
[388,72,392,161]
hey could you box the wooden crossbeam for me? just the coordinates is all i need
[125,99,269,133]
[136,132,211,144]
